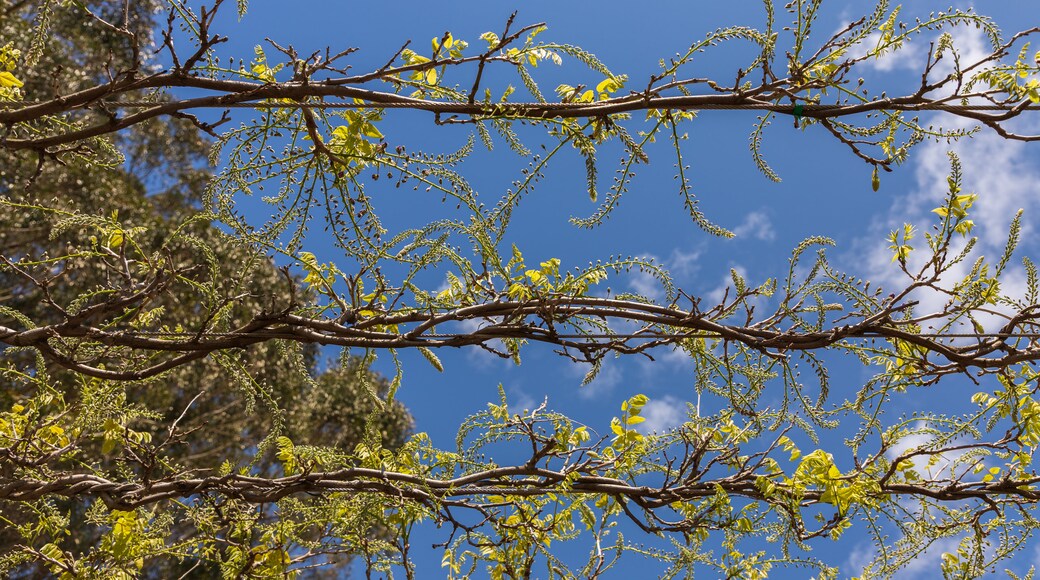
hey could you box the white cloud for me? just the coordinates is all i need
[628,267,666,302]
[915,122,1040,250]
[732,211,776,241]
[636,395,689,433]
[706,265,747,305]
[845,543,875,576]
[622,247,704,301]
[451,318,517,369]
[884,421,966,481]
[851,110,1040,332]
[846,536,961,579]
[849,24,991,82]
[653,343,698,372]
[846,32,923,73]
[668,246,704,278]
[866,424,1005,578]
[502,383,537,416]
[570,358,624,400]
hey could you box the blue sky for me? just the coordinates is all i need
[200,1,1040,576]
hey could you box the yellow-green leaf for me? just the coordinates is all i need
[0,71,22,88]
[361,123,383,139]
[596,77,620,95]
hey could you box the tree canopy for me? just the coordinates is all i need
[1,0,1040,577]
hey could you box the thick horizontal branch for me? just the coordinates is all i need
[3,295,1040,380]
[3,71,1040,153]
[5,100,1039,113]
[2,465,1034,513]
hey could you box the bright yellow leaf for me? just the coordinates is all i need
[0,71,22,88]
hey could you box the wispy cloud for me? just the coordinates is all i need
[846,536,961,579]
[732,211,776,241]
[845,543,875,576]
[628,267,666,302]
[621,247,705,302]
[847,23,991,81]
[570,358,624,400]
[668,246,704,278]
[450,318,517,370]
[635,395,689,433]
[501,383,538,415]
[884,421,967,481]
[706,265,747,305]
